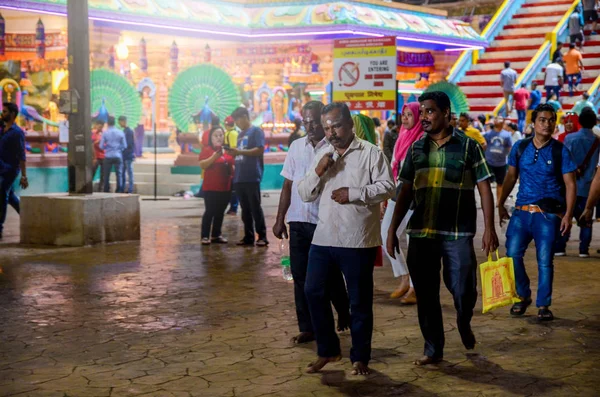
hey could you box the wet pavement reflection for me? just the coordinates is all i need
[0,196,598,396]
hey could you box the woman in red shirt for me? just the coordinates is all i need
[199,126,235,245]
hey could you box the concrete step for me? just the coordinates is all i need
[104,181,195,196]
[523,0,575,6]
[513,11,566,18]
[500,26,556,35]
[504,21,560,29]
[489,37,546,48]
[461,86,504,95]
[480,49,540,60]
[471,61,530,71]
[516,4,572,14]
[120,172,201,184]
[132,162,175,174]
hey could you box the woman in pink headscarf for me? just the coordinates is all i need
[381,102,424,303]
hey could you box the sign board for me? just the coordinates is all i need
[58,89,81,114]
[333,37,397,111]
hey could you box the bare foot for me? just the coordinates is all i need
[337,313,350,332]
[351,361,370,375]
[306,355,342,373]
[400,287,417,305]
[390,276,409,299]
[290,332,315,345]
[414,355,442,366]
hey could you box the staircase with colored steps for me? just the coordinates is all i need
[457,0,575,116]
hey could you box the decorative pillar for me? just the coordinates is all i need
[0,14,5,57]
[204,44,211,63]
[35,18,45,60]
[170,41,178,74]
[139,37,148,73]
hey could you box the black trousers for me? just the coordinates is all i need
[234,182,267,242]
[289,222,349,333]
[407,237,477,359]
[305,245,376,364]
[201,191,231,239]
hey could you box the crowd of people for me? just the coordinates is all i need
[92,115,136,193]
[262,90,599,375]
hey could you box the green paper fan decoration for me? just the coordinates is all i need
[168,64,241,132]
[91,69,142,124]
[423,82,469,114]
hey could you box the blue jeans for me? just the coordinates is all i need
[305,245,376,364]
[545,85,560,101]
[506,209,561,308]
[555,196,592,254]
[121,159,134,193]
[567,73,582,95]
[228,189,238,213]
[0,173,20,235]
[517,110,526,133]
[103,157,123,193]
[407,237,477,359]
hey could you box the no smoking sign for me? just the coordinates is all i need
[338,62,360,87]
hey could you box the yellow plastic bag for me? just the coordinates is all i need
[479,251,520,314]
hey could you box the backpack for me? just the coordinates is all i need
[515,137,566,213]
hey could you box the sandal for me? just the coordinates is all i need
[201,238,211,245]
[256,239,269,247]
[510,298,532,316]
[538,308,554,322]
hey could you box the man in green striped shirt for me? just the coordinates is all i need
[387,91,499,366]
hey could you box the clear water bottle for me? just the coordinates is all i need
[280,239,293,281]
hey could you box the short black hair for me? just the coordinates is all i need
[531,103,556,124]
[2,102,19,119]
[531,81,538,88]
[211,113,220,127]
[569,43,575,49]
[302,100,324,115]
[579,107,597,129]
[459,112,471,121]
[231,107,249,120]
[107,116,116,126]
[521,83,526,88]
[478,114,486,123]
[504,61,510,68]
[372,117,381,127]
[387,119,396,128]
[118,115,127,122]
[557,41,563,46]
[207,125,225,149]
[419,91,452,121]
[509,122,518,131]
[321,102,352,122]
[582,93,590,100]
[451,112,457,117]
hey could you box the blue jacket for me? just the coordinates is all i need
[0,123,26,176]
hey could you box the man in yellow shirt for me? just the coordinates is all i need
[458,113,487,151]
[563,43,584,97]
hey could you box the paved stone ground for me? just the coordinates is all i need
[0,194,598,397]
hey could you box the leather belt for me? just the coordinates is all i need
[515,205,544,213]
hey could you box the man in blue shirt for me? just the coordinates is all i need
[0,102,28,239]
[119,116,135,194]
[225,107,268,246]
[100,116,126,193]
[484,116,512,200]
[555,107,599,257]
[498,103,577,322]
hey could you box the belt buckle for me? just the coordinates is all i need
[528,205,539,213]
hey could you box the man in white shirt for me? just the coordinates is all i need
[500,62,518,115]
[544,61,564,101]
[299,103,395,376]
[273,101,350,346]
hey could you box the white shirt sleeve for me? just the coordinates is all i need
[348,147,395,205]
[280,142,295,181]
[298,150,329,203]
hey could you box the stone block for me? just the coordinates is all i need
[20,193,140,246]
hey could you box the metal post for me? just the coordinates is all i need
[67,0,93,194]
